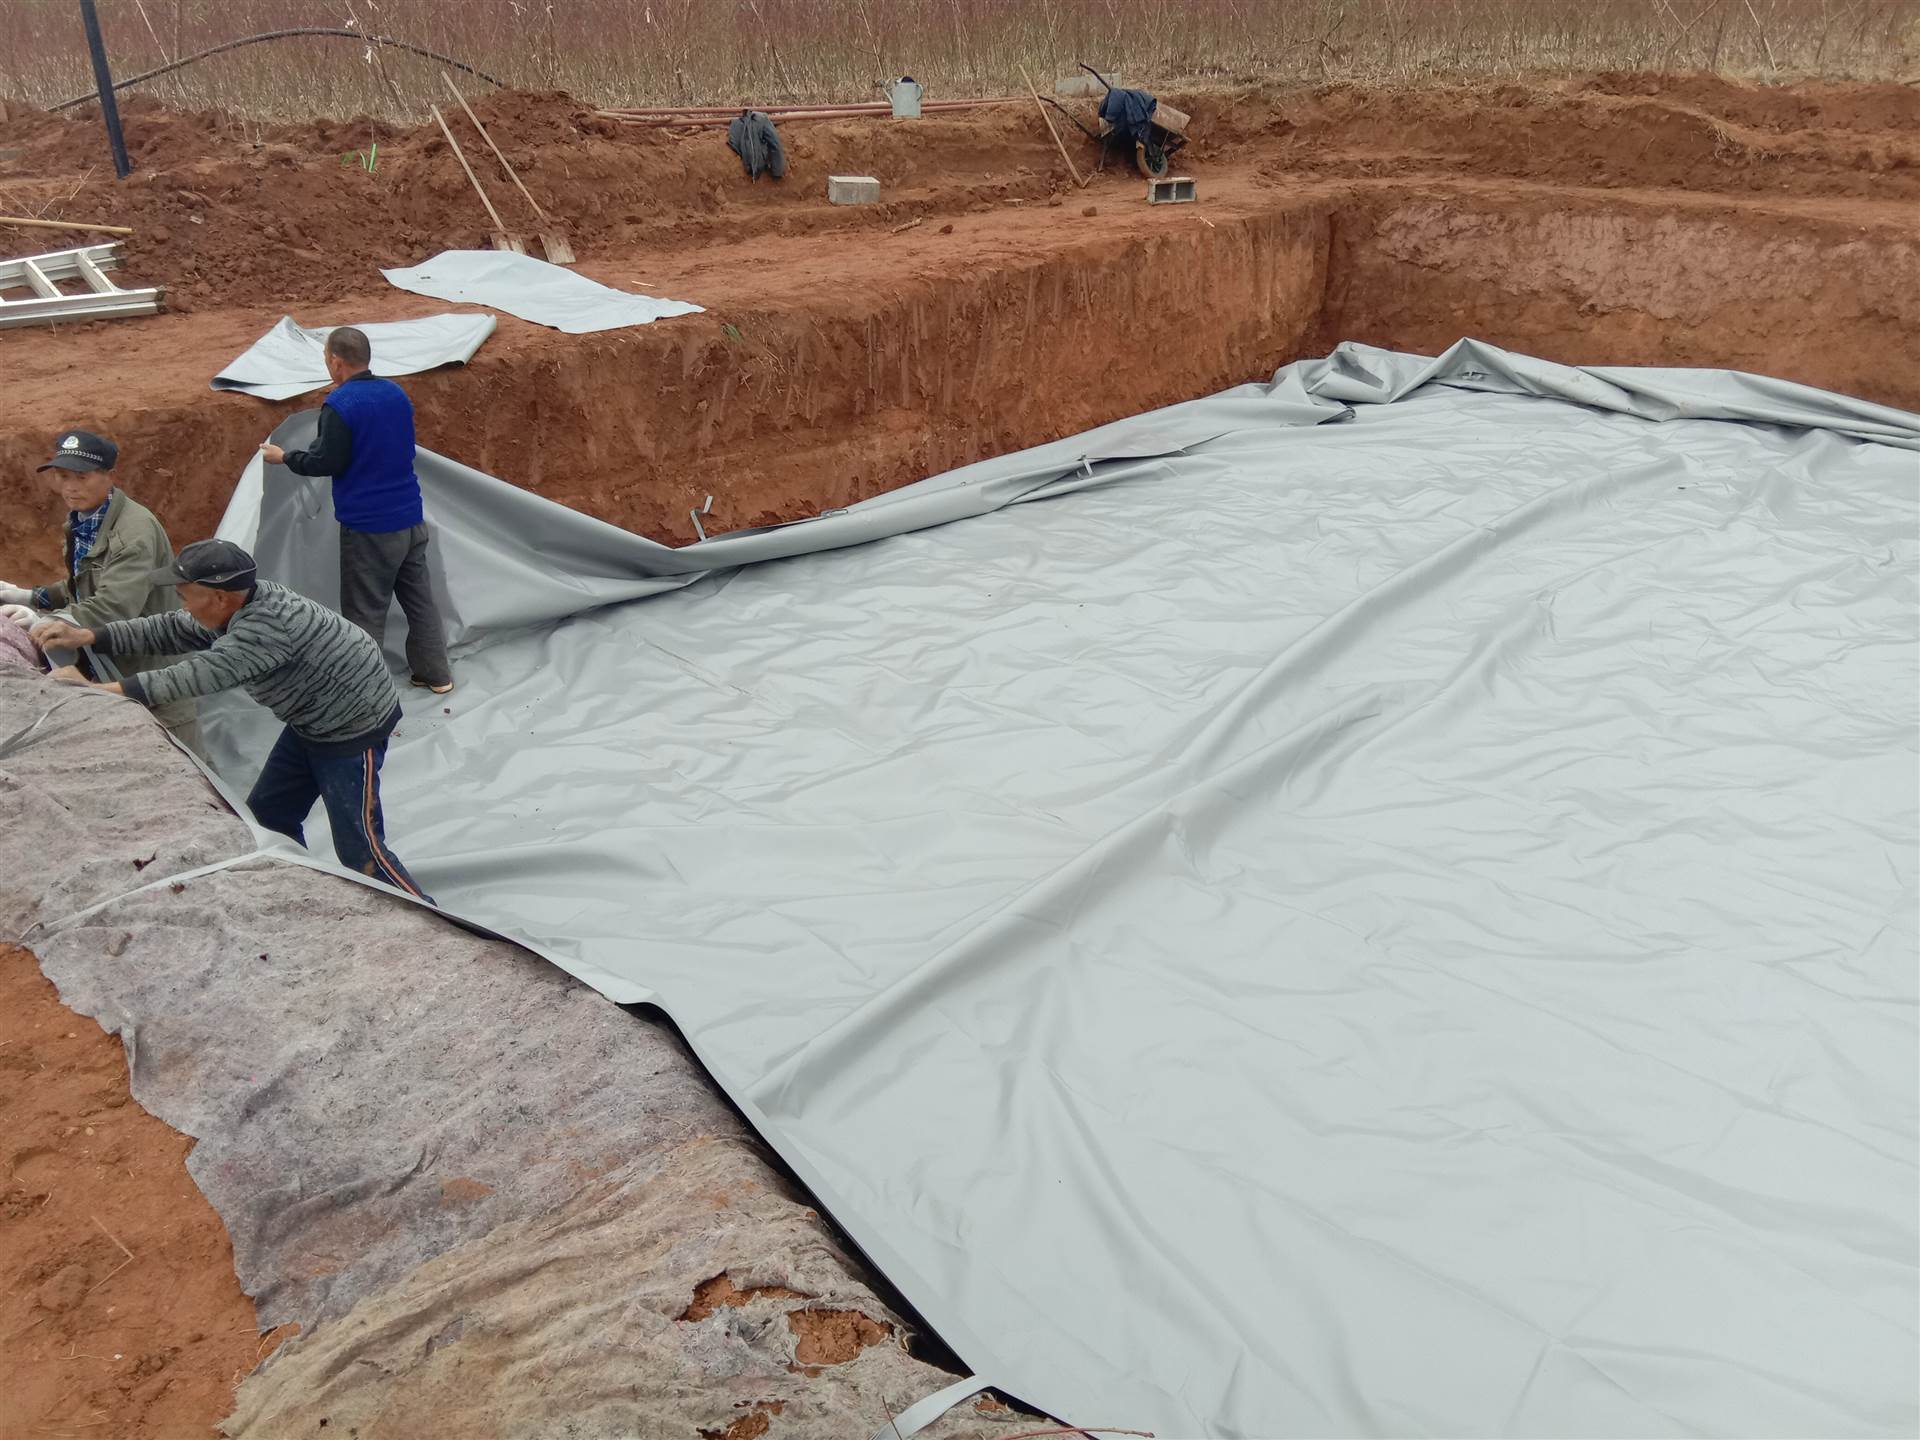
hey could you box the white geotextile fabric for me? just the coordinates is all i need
[210,342,1920,1436]
[210,313,497,399]
[382,249,703,333]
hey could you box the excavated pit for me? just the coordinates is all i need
[564,195,1915,552]
[3,73,1916,573]
[1,186,1911,576]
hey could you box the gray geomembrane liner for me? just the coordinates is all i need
[382,249,703,333]
[210,313,498,399]
[208,341,1920,1436]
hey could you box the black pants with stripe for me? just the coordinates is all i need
[246,724,432,903]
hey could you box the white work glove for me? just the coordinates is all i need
[1,603,37,629]
[0,585,32,607]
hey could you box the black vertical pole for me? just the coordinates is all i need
[77,0,131,178]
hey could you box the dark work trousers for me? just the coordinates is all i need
[247,725,434,903]
[338,523,452,687]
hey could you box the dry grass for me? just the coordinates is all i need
[2,0,1917,120]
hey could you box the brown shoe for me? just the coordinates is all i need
[411,676,454,695]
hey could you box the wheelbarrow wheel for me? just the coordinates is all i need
[1134,136,1171,179]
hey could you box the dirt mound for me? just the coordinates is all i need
[1232,77,1920,196]
[1570,69,1920,132]
[0,93,402,176]
[1,92,601,309]
[1,89,1068,309]
[6,76,1910,315]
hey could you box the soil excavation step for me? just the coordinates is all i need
[2,173,1913,584]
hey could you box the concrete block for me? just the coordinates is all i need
[827,175,881,205]
[1146,176,1197,205]
[1056,70,1121,97]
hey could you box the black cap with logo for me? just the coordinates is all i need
[37,429,119,473]
[147,538,259,592]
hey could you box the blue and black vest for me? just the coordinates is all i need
[324,376,425,534]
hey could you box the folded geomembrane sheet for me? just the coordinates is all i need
[211,313,496,400]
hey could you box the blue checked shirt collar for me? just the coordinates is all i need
[68,490,114,573]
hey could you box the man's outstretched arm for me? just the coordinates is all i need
[262,405,353,476]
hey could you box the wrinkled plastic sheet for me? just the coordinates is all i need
[210,313,497,400]
[382,249,703,334]
[209,341,1920,1436]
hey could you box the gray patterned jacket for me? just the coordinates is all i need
[99,581,399,748]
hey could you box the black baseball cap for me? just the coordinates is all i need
[148,538,258,591]
[38,429,118,473]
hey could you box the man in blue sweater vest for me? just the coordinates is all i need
[259,326,453,694]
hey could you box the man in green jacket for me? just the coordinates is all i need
[0,429,200,750]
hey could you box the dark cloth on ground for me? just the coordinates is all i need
[727,111,787,180]
[247,716,430,902]
[339,524,451,688]
[1099,87,1159,146]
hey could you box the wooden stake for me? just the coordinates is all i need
[1019,65,1085,189]
[429,102,519,248]
[0,215,133,236]
[441,73,547,221]
[440,77,568,260]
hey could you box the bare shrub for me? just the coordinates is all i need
[2,0,1914,120]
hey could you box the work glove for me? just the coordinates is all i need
[1,604,37,629]
[0,585,32,607]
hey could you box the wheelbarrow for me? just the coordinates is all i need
[1044,63,1189,179]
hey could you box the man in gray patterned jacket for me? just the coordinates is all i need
[36,538,431,903]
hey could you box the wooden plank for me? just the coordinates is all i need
[0,214,134,237]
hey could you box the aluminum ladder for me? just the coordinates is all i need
[0,243,163,328]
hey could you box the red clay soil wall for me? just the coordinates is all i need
[457,207,1331,538]
[0,207,1331,562]
[3,187,1910,576]
[1319,186,1920,409]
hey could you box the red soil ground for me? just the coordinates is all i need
[0,946,291,1439]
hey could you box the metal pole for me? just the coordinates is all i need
[77,0,131,178]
